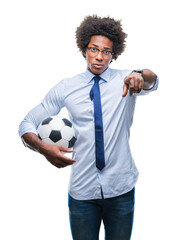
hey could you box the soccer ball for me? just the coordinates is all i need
[37,115,77,148]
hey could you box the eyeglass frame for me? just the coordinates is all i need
[87,47,114,57]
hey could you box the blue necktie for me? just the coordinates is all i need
[90,76,105,170]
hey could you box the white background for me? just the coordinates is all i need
[0,0,177,239]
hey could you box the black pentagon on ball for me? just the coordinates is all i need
[62,118,72,128]
[68,136,77,148]
[42,117,53,125]
[49,130,62,143]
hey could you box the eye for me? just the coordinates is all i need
[91,47,98,52]
[102,50,111,55]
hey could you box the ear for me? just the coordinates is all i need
[83,51,86,58]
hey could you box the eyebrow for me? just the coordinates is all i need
[91,44,112,50]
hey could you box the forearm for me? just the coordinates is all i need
[22,132,75,168]
[22,132,47,153]
[142,69,157,90]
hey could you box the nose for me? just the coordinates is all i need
[96,51,103,61]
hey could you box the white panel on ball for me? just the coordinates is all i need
[38,124,52,139]
[61,126,75,141]
[49,116,65,130]
[56,139,69,148]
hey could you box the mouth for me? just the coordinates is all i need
[92,64,104,69]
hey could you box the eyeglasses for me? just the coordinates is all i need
[87,47,114,57]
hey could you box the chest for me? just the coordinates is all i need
[64,78,125,120]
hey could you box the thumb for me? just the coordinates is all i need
[122,83,128,97]
[58,145,74,153]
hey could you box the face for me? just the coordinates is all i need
[85,35,113,75]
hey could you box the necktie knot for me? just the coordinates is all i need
[93,76,101,83]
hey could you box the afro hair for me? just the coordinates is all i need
[75,15,127,60]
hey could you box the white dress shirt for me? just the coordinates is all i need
[19,67,158,200]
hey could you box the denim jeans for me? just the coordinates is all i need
[68,188,135,240]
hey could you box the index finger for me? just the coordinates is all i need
[122,83,128,97]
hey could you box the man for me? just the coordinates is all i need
[19,15,158,240]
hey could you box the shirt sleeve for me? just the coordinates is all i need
[18,80,65,139]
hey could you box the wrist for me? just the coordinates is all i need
[38,141,50,155]
[131,69,144,79]
[141,69,157,90]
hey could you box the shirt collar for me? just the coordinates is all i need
[85,67,111,84]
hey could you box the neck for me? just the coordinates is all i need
[87,67,108,76]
